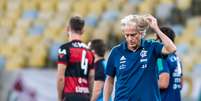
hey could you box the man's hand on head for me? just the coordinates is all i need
[145,15,160,32]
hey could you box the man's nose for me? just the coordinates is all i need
[127,36,132,41]
[128,35,135,40]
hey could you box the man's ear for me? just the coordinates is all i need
[66,26,69,32]
[93,50,98,58]
[80,29,84,34]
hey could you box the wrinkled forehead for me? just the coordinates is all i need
[122,23,138,34]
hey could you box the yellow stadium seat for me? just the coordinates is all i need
[0,0,6,11]
[113,21,122,40]
[1,44,13,58]
[72,0,89,17]
[92,21,111,42]
[40,0,57,11]
[5,55,26,70]
[16,19,32,30]
[186,17,200,29]
[176,35,190,45]
[0,0,199,70]
[159,0,174,4]
[52,30,67,43]
[38,10,54,21]
[48,17,65,30]
[6,0,21,11]
[195,52,201,64]
[57,0,73,13]
[6,9,21,22]
[176,0,192,11]
[191,49,201,65]
[82,26,94,43]
[1,35,26,60]
[2,41,25,57]
[192,37,201,48]
[0,18,15,30]
[182,55,194,72]
[0,26,10,41]
[138,1,155,14]
[100,0,108,8]
[120,3,138,18]
[22,0,38,10]
[12,29,27,41]
[0,42,2,54]
[115,0,128,8]
[43,26,61,41]
[28,44,47,67]
[105,1,119,11]
[177,26,197,45]
[88,0,105,16]
[24,36,42,50]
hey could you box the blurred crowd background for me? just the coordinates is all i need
[0,0,201,101]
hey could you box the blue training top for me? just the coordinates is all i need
[157,53,182,101]
[106,39,163,101]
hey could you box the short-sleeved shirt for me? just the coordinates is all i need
[57,40,94,101]
[106,39,163,101]
[94,59,112,101]
[157,53,182,101]
[95,59,106,81]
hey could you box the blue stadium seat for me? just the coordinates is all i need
[155,3,174,21]
[128,0,143,6]
[28,25,44,36]
[195,27,201,37]
[85,14,98,27]
[172,24,184,36]
[49,42,61,62]
[22,10,38,20]
[0,55,5,70]
[102,10,119,22]
[176,43,189,54]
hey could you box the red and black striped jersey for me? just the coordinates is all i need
[57,40,94,94]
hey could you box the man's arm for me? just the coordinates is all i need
[103,75,114,101]
[158,73,170,89]
[57,64,66,101]
[146,15,177,54]
[91,61,106,101]
[89,69,95,97]
[91,81,104,101]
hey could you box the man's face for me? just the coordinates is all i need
[123,25,142,50]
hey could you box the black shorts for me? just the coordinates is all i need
[63,93,90,101]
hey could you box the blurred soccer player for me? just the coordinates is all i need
[156,27,183,101]
[103,14,177,101]
[88,39,112,101]
[57,16,94,101]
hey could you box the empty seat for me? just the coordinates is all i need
[0,55,5,70]
[22,10,38,20]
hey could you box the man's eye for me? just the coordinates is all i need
[130,34,136,37]
[126,34,136,37]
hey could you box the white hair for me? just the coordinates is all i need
[120,14,149,36]
[120,14,138,29]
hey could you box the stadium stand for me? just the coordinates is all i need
[0,0,200,72]
[0,0,201,100]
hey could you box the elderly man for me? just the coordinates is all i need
[103,14,176,101]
